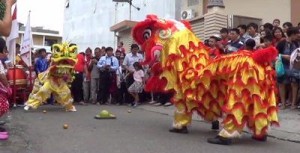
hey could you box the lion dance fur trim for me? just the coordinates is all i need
[132,14,279,138]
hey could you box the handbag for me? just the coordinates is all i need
[275,54,285,77]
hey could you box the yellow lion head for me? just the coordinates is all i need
[49,42,78,77]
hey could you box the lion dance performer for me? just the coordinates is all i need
[24,43,77,112]
[132,14,279,145]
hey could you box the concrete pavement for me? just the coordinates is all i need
[1,104,300,153]
[138,104,300,143]
[2,105,300,153]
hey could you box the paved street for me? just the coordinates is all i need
[0,104,300,153]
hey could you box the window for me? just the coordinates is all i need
[45,39,58,47]
[188,0,200,6]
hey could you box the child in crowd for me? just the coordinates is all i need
[244,38,256,51]
[0,38,11,140]
[262,35,273,48]
[128,62,145,107]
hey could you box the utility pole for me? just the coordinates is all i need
[112,0,140,20]
[129,0,132,20]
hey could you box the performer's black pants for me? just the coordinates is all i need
[157,92,173,104]
[71,72,84,103]
[116,81,127,105]
[99,71,113,104]
[125,74,135,103]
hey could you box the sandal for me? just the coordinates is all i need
[79,102,87,106]
[280,105,286,110]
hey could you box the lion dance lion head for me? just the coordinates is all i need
[132,14,209,92]
[49,42,78,79]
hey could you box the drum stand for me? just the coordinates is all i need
[29,66,33,90]
[11,65,33,107]
[12,65,17,107]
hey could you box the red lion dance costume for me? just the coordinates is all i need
[132,15,279,145]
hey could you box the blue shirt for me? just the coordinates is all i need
[226,39,244,53]
[276,40,297,69]
[97,56,119,72]
[35,57,48,74]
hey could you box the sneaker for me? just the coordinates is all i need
[154,103,162,106]
[286,102,291,106]
[148,101,157,105]
[164,102,172,106]
[0,121,6,126]
[280,105,286,110]
[252,135,267,142]
[133,102,138,107]
[79,102,87,106]
[66,106,77,112]
[24,105,30,111]
[207,136,232,145]
[169,126,189,134]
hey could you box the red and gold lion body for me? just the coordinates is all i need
[132,15,279,140]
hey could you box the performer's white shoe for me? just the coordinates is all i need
[24,105,30,111]
[66,106,77,112]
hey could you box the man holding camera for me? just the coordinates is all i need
[97,47,119,104]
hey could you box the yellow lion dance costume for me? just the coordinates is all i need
[132,15,279,145]
[24,43,77,112]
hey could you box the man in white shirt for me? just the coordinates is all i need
[123,44,144,73]
[246,23,261,49]
[122,44,144,103]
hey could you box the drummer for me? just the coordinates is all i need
[34,48,54,105]
[15,44,23,65]
[34,48,49,74]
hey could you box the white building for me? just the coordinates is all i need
[63,0,181,51]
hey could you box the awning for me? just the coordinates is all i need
[110,20,138,32]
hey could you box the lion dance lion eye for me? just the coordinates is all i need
[143,28,152,40]
[159,29,172,39]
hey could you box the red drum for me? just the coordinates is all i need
[7,65,27,86]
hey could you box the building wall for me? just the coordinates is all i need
[291,0,300,25]
[190,18,205,39]
[118,29,134,53]
[175,0,183,20]
[32,35,43,46]
[182,0,292,25]
[181,0,203,18]
[17,33,62,51]
[223,0,291,24]
[63,0,178,51]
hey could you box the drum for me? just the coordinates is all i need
[7,65,27,86]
